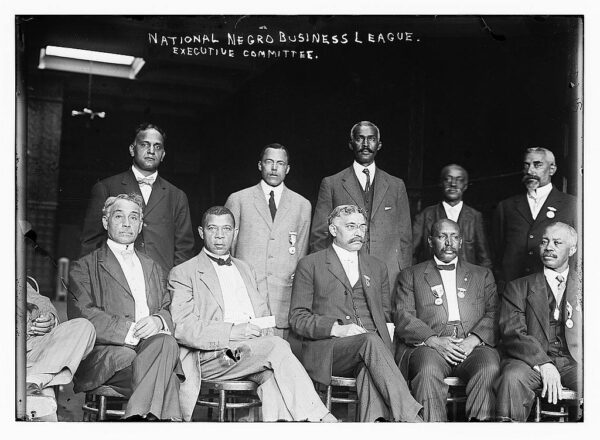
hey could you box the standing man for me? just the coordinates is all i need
[495,222,581,422]
[492,147,577,292]
[310,121,412,291]
[169,206,336,422]
[225,143,311,336]
[395,219,499,422]
[412,164,492,268]
[289,205,422,422]
[69,194,183,421]
[80,122,195,272]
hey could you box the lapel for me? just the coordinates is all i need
[513,193,534,225]
[326,246,353,292]
[455,260,471,318]
[564,268,582,362]
[456,203,472,225]
[532,187,562,227]
[424,260,449,316]
[370,168,389,220]
[144,175,166,216]
[98,244,134,299]
[527,272,550,341]
[274,185,292,226]
[120,169,145,202]
[341,166,366,209]
[358,253,378,315]
[138,253,157,312]
[436,203,448,221]
[196,251,225,312]
[252,183,274,229]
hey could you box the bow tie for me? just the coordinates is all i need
[436,264,455,271]
[137,177,155,187]
[120,247,135,257]
[207,254,232,266]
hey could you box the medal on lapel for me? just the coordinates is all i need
[565,301,574,329]
[457,288,466,299]
[431,284,444,306]
[288,231,297,255]
[363,275,371,287]
[546,206,557,219]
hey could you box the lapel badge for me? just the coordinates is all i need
[546,206,557,219]
[565,318,574,329]
[363,275,371,287]
[431,284,444,305]
[288,232,297,255]
[457,288,466,299]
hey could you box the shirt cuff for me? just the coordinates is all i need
[154,314,171,334]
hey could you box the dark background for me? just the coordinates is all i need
[17,15,582,294]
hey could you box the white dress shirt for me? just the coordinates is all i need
[260,179,284,208]
[442,201,463,223]
[204,249,256,324]
[526,182,552,219]
[353,161,377,191]
[544,265,570,307]
[332,243,359,286]
[434,256,461,321]
[132,165,158,204]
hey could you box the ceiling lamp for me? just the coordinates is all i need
[38,45,145,79]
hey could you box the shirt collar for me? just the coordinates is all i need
[544,265,570,285]
[107,238,136,254]
[528,182,553,199]
[433,255,458,268]
[332,242,358,262]
[131,165,158,182]
[442,200,463,212]
[353,161,376,180]
[203,248,231,261]
[260,179,284,198]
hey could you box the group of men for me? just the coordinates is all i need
[25,121,581,422]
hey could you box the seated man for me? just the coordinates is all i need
[495,221,582,422]
[395,219,499,422]
[288,205,422,422]
[169,206,336,422]
[68,193,183,421]
[26,277,96,420]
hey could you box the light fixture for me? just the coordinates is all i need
[38,45,145,79]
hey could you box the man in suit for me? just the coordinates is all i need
[412,164,492,268]
[395,219,499,422]
[495,222,581,422]
[289,205,422,422]
[168,206,335,422]
[492,147,577,292]
[225,143,311,337]
[80,122,195,272]
[310,121,412,291]
[69,194,183,421]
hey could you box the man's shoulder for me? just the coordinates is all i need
[95,170,131,187]
[375,167,404,184]
[400,260,430,277]
[170,254,201,277]
[298,248,327,266]
[156,174,187,195]
[322,166,353,182]
[506,272,541,292]
[461,203,482,216]
[461,260,491,277]
[227,184,259,201]
[415,203,440,219]
[283,186,310,205]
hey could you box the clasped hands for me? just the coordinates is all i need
[28,313,56,336]
[425,334,481,366]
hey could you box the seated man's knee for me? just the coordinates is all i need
[264,335,292,352]
[359,332,384,349]
[410,347,446,379]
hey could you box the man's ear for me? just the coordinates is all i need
[198,226,204,240]
[427,236,433,249]
[102,216,109,231]
[569,245,577,258]
[129,144,135,157]
[258,161,263,172]
[160,150,166,162]
[328,224,337,237]
[549,163,557,176]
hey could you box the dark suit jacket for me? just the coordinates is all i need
[288,246,392,385]
[67,244,175,392]
[79,169,195,272]
[394,259,498,371]
[499,270,582,367]
[309,166,412,290]
[412,203,493,268]
[492,186,577,288]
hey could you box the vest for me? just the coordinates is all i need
[546,281,570,358]
[346,277,377,332]
[354,171,375,253]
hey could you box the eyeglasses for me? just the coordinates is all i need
[343,223,368,233]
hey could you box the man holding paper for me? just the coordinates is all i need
[168,206,336,422]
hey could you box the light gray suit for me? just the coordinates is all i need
[225,183,311,330]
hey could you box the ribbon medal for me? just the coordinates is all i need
[565,301,574,329]
[289,231,297,255]
[457,288,466,299]
[546,206,557,219]
[431,284,444,306]
[363,275,371,287]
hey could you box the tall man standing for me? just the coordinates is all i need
[289,205,422,422]
[395,219,499,421]
[69,194,183,421]
[492,147,577,292]
[310,121,412,291]
[412,164,492,268]
[225,143,311,336]
[80,122,195,272]
[495,222,582,422]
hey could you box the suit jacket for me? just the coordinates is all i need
[79,169,195,272]
[225,183,311,328]
[288,246,392,385]
[26,279,59,342]
[412,203,493,268]
[67,244,174,392]
[310,166,412,291]
[492,186,577,288]
[393,259,498,371]
[499,270,582,367]
[168,251,271,421]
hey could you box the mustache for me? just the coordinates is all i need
[359,147,374,154]
[443,247,457,252]
[350,237,364,243]
[522,174,540,183]
[543,252,557,258]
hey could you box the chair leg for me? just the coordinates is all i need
[97,395,107,421]
[325,385,333,412]
[206,388,214,421]
[218,390,227,422]
[534,396,541,422]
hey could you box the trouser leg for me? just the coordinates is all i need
[495,358,541,422]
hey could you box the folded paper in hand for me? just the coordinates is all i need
[249,315,276,329]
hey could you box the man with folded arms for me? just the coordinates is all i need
[395,219,499,421]
[169,206,336,422]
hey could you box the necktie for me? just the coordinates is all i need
[207,253,232,266]
[436,264,456,271]
[554,274,566,320]
[137,177,155,187]
[268,190,277,221]
[362,168,371,194]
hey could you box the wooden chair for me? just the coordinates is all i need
[316,376,359,422]
[82,385,127,421]
[444,376,467,421]
[533,388,582,422]
[196,379,261,422]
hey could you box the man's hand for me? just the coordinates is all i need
[330,322,367,338]
[539,363,563,404]
[455,334,481,357]
[424,336,467,365]
[230,323,261,341]
[29,313,55,336]
[134,316,162,339]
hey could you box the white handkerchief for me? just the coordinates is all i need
[249,315,276,329]
[125,323,140,346]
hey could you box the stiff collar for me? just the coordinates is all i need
[131,165,158,182]
[332,242,358,263]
